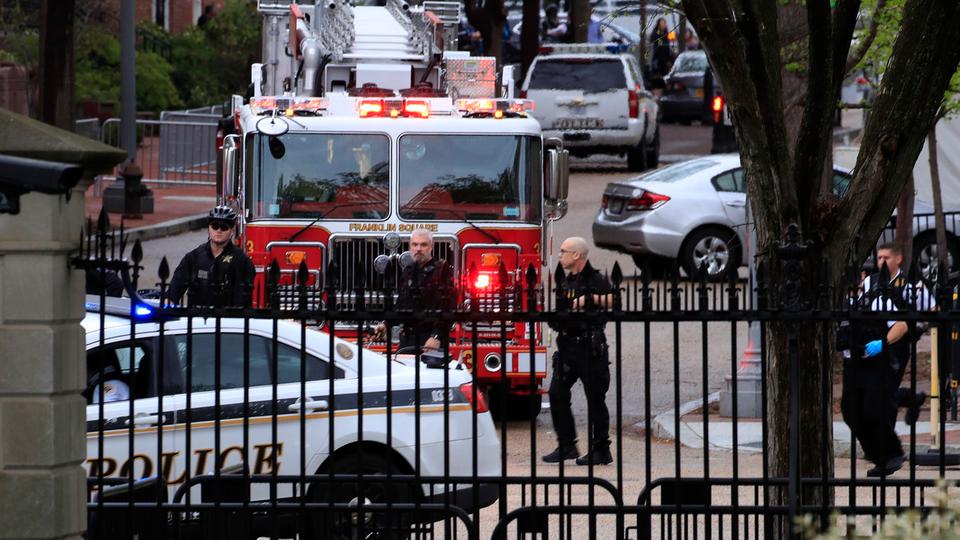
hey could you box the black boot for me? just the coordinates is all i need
[576,447,613,466]
[542,446,580,463]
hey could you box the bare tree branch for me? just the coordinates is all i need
[831,0,862,86]
[845,0,887,74]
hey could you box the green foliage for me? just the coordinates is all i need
[798,481,960,539]
[167,0,260,107]
[0,1,39,67]
[73,0,260,112]
[74,26,183,112]
[855,0,960,116]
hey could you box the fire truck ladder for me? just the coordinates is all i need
[346,0,460,63]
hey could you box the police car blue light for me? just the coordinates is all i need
[132,304,153,319]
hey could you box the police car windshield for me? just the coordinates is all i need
[398,134,542,222]
[250,133,389,219]
[528,58,626,92]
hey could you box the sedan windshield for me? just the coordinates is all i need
[249,133,389,219]
[528,58,626,92]
[398,135,542,222]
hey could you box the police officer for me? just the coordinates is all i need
[543,237,615,466]
[840,243,929,477]
[376,228,455,350]
[168,205,255,307]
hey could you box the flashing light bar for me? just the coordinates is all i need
[539,42,637,55]
[455,98,535,117]
[357,99,431,118]
[250,96,329,115]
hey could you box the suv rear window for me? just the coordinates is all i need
[528,58,627,92]
[673,52,708,73]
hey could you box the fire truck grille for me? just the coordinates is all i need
[329,236,456,309]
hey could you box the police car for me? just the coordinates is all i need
[83,296,500,533]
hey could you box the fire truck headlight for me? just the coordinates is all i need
[374,254,391,274]
[383,232,401,252]
[399,251,414,270]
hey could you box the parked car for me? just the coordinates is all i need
[592,154,851,278]
[521,44,660,171]
[83,296,499,537]
[659,50,712,124]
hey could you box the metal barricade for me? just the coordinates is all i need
[100,117,219,186]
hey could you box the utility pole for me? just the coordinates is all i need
[120,0,137,162]
[38,0,75,130]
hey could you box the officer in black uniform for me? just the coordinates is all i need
[377,228,455,350]
[543,237,615,466]
[168,205,256,307]
[839,243,919,477]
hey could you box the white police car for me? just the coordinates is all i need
[83,296,500,533]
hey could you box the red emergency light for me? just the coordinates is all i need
[358,99,385,118]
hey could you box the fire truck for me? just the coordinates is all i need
[217,0,570,419]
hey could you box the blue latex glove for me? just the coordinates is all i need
[864,340,883,358]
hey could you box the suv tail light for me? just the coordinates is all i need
[460,382,489,413]
[601,194,609,208]
[628,88,639,119]
[626,190,670,211]
[518,90,527,99]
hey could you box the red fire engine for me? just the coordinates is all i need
[218,0,569,419]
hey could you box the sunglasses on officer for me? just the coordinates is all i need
[209,220,233,231]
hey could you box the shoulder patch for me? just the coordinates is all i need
[336,343,354,360]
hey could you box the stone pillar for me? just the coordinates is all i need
[0,181,89,539]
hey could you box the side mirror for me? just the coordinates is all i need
[544,138,569,201]
[221,134,240,200]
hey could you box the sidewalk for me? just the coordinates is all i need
[650,392,960,458]
[84,179,215,241]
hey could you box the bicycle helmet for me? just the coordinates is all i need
[209,205,238,223]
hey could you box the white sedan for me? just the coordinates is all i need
[592,154,851,278]
[83,295,500,536]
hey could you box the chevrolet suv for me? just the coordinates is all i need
[521,44,660,171]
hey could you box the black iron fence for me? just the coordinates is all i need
[74,217,960,539]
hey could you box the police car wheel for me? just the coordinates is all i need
[306,452,414,539]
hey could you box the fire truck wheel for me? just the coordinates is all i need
[488,386,543,421]
[305,452,415,539]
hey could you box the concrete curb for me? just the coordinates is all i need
[650,392,960,458]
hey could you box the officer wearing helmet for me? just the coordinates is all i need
[168,205,255,307]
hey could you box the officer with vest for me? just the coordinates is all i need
[168,205,256,307]
[839,242,931,477]
[543,237,616,466]
[376,228,455,351]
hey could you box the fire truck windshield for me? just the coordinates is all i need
[398,134,542,222]
[250,133,389,219]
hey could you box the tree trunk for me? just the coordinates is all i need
[570,0,588,43]
[928,119,950,282]
[896,176,915,274]
[639,3,647,73]
[520,0,541,78]
[464,0,506,63]
[39,0,75,129]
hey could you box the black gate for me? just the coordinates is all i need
[75,215,960,539]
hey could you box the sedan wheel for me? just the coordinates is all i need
[681,227,740,279]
